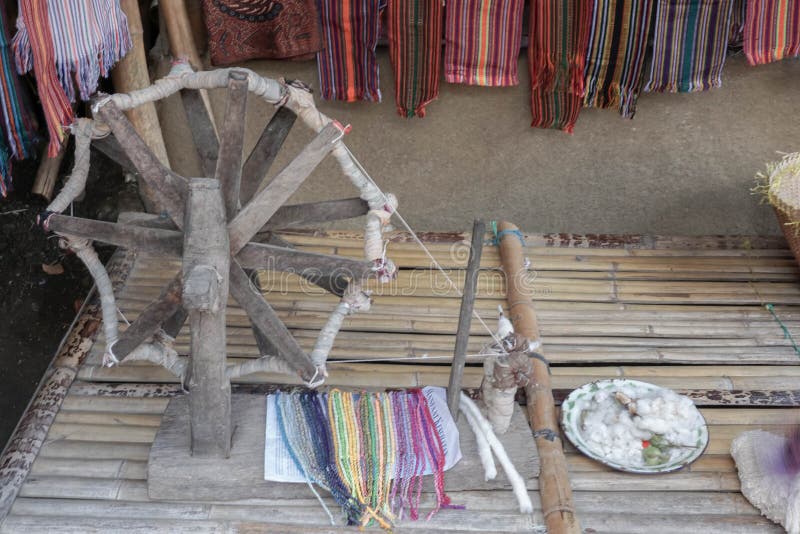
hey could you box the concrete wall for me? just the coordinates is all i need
[158,51,799,235]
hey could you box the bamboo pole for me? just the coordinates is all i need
[31,142,67,200]
[112,0,171,213]
[497,221,581,534]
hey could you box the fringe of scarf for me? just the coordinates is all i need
[528,0,593,133]
[13,0,132,156]
[444,0,525,87]
[388,0,443,117]
[583,0,654,119]
[743,0,800,65]
[316,0,383,102]
[643,0,734,93]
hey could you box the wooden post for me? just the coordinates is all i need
[31,142,66,201]
[497,221,581,534]
[183,178,231,458]
[112,0,171,214]
[447,219,485,419]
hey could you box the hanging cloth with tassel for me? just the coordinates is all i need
[13,0,132,156]
[0,6,36,196]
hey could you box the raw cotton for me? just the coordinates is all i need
[202,0,322,66]
[0,7,36,196]
[444,0,525,86]
[643,0,734,93]
[388,0,443,117]
[528,0,594,133]
[583,0,654,118]
[316,0,383,101]
[13,0,132,156]
[743,0,800,65]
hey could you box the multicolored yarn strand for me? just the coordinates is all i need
[388,0,444,117]
[13,0,132,156]
[643,0,735,93]
[316,0,383,102]
[275,389,454,529]
[528,0,594,133]
[583,0,655,119]
[444,0,525,87]
[743,0,800,66]
[0,7,36,197]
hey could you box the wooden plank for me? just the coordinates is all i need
[180,89,218,177]
[259,197,370,230]
[236,241,372,279]
[183,178,231,457]
[47,214,183,257]
[240,105,296,203]
[94,101,187,225]
[448,220,484,418]
[228,262,316,381]
[228,123,343,253]
[215,71,248,216]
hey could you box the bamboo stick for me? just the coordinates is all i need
[31,142,67,201]
[497,221,580,534]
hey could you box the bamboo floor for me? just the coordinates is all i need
[2,229,799,533]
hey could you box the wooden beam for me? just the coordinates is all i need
[239,106,296,203]
[47,214,183,257]
[216,71,249,217]
[259,197,369,230]
[498,220,581,534]
[235,241,371,279]
[94,101,187,226]
[228,123,342,253]
[447,220,485,419]
[183,178,231,458]
[114,272,183,360]
[181,89,218,177]
[228,261,316,382]
[91,136,135,174]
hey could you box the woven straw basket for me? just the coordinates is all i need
[762,153,800,266]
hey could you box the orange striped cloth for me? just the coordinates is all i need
[743,0,800,65]
[388,0,443,117]
[528,0,593,133]
[444,0,525,87]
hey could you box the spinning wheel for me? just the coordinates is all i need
[39,63,397,457]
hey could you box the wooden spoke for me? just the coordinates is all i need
[228,122,343,253]
[228,261,316,381]
[235,241,371,279]
[181,89,219,177]
[91,135,135,174]
[113,271,183,360]
[259,197,369,230]
[239,106,297,203]
[215,71,249,217]
[48,214,183,256]
[94,101,187,226]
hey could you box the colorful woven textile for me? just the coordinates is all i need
[13,0,131,156]
[388,0,443,117]
[272,388,456,527]
[583,0,654,119]
[743,0,800,65]
[0,7,36,197]
[443,0,525,86]
[528,0,593,133]
[316,0,383,102]
[643,0,734,93]
[729,0,747,47]
[203,0,322,66]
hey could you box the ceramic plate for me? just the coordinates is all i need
[560,379,708,474]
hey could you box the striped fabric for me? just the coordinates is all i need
[584,0,654,118]
[643,0,734,93]
[743,0,800,65]
[444,0,525,87]
[13,0,131,156]
[388,0,443,117]
[528,0,593,133]
[0,7,36,196]
[316,0,383,101]
[729,0,747,47]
